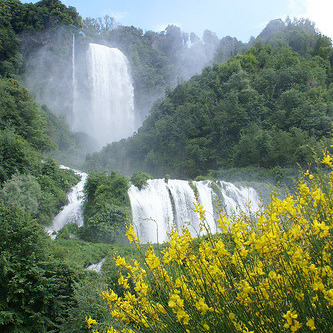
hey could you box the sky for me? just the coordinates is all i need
[24,0,333,42]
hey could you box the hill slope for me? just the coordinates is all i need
[86,39,333,178]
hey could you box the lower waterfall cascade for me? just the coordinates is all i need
[48,170,261,244]
[128,179,260,244]
[46,167,87,239]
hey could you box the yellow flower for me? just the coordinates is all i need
[156,303,167,314]
[324,289,333,305]
[168,293,183,308]
[126,225,139,243]
[195,297,210,315]
[87,157,333,332]
[86,316,98,329]
[145,249,160,270]
[101,289,118,303]
[322,152,333,167]
[291,320,302,332]
[306,318,316,331]
[203,323,210,330]
[217,213,230,232]
[194,201,206,220]
[115,256,127,267]
[107,327,119,333]
[176,308,190,324]
[229,312,236,321]
[283,310,298,328]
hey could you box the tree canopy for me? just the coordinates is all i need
[86,40,333,178]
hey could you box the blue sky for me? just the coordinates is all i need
[25,0,332,42]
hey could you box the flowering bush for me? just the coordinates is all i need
[88,153,333,333]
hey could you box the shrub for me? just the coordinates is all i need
[81,171,131,243]
[130,172,152,190]
[88,152,333,332]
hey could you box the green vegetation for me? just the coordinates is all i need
[0,77,81,225]
[0,1,332,332]
[0,203,79,332]
[80,172,131,243]
[89,156,333,333]
[0,2,91,332]
[130,171,152,190]
[86,39,333,178]
[0,0,81,78]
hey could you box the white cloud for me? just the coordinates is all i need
[288,0,333,39]
[288,0,307,13]
[303,0,333,38]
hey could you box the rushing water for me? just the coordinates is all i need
[46,167,87,239]
[73,43,135,146]
[128,179,260,243]
[48,166,260,244]
[86,258,106,273]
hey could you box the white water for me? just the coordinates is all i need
[167,180,199,235]
[46,167,87,239]
[73,43,135,146]
[128,179,174,244]
[86,258,106,273]
[128,179,260,243]
[72,34,77,127]
[219,181,260,215]
[47,167,260,245]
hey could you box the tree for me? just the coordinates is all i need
[0,78,54,152]
[0,173,41,217]
[0,204,78,332]
[81,172,131,243]
[0,129,41,183]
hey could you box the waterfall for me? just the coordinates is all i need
[46,167,87,239]
[73,43,135,147]
[128,179,174,243]
[72,34,77,127]
[128,179,260,244]
[47,168,260,245]
[86,258,106,273]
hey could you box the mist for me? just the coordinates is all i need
[21,22,227,152]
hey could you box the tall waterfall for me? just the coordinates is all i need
[72,34,77,126]
[128,179,260,243]
[73,43,135,146]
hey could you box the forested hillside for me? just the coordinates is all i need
[86,26,333,178]
[0,1,95,332]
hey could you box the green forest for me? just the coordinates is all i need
[86,31,333,178]
[0,0,333,332]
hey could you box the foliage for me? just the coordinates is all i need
[0,172,41,217]
[41,103,100,168]
[61,274,114,333]
[0,151,80,226]
[0,203,79,333]
[0,78,54,151]
[36,158,80,225]
[0,0,81,78]
[80,172,131,243]
[0,129,41,183]
[130,171,152,190]
[86,39,333,178]
[0,0,81,34]
[89,152,333,333]
[51,237,113,269]
[59,243,143,333]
